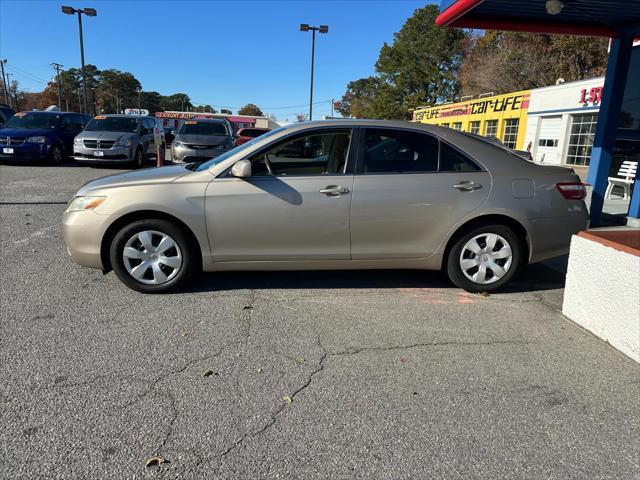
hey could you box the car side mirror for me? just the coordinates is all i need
[231,159,252,178]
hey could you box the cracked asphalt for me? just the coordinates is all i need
[1,163,639,479]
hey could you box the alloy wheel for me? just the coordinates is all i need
[459,233,513,285]
[122,230,182,285]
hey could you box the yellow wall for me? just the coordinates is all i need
[412,90,531,150]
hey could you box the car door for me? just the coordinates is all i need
[205,128,355,262]
[350,127,491,259]
[142,118,155,157]
[58,115,78,155]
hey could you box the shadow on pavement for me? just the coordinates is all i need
[182,258,568,294]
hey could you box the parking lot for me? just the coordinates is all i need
[1,162,639,479]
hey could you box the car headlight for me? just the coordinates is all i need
[74,137,83,145]
[114,137,132,147]
[172,141,184,148]
[26,136,47,144]
[65,195,106,213]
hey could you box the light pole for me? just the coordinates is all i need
[299,24,328,121]
[136,86,141,109]
[61,6,97,114]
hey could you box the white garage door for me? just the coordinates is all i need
[536,116,562,164]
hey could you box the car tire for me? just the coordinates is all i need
[109,219,198,293]
[445,224,522,293]
[49,143,64,165]
[132,147,143,169]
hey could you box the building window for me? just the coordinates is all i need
[502,119,519,149]
[484,120,498,138]
[441,123,450,128]
[452,122,462,131]
[469,121,481,134]
[566,113,599,166]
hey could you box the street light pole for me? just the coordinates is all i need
[299,24,328,121]
[62,6,97,114]
[136,87,141,109]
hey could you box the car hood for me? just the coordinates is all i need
[77,131,134,141]
[175,134,229,146]
[76,165,193,195]
[0,127,54,138]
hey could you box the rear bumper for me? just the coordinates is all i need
[527,204,589,263]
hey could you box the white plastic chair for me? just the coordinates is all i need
[606,161,637,199]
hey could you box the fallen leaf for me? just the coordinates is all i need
[145,455,166,467]
[400,357,408,364]
[180,331,188,337]
[203,370,218,377]
[243,305,253,310]
[479,291,490,297]
[283,395,293,404]
[294,356,305,365]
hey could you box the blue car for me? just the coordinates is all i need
[0,111,90,164]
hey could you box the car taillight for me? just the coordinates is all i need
[556,182,587,200]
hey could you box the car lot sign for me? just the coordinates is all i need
[124,108,150,116]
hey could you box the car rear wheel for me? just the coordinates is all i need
[109,219,197,293]
[49,143,64,165]
[445,224,521,293]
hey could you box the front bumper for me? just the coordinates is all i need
[0,142,50,160]
[171,145,226,163]
[74,145,132,163]
[63,210,114,270]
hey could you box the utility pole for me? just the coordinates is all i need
[51,63,63,109]
[5,73,14,109]
[0,59,8,105]
[330,98,334,118]
[136,86,141,109]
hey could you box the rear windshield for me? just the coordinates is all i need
[179,121,228,136]
[5,112,60,129]
[85,117,139,132]
[240,128,269,138]
[460,131,533,162]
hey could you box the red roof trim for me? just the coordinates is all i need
[448,17,616,37]
[435,0,485,27]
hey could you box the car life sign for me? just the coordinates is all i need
[124,108,150,116]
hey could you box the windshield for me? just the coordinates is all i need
[179,121,228,136]
[194,127,285,171]
[85,116,139,132]
[5,112,60,129]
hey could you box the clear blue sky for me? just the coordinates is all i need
[0,0,430,121]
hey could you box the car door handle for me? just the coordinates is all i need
[452,181,482,191]
[319,185,350,196]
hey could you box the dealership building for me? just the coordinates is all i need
[413,77,610,179]
[155,111,280,133]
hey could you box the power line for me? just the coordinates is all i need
[5,63,49,85]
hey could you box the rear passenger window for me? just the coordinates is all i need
[363,129,439,173]
[439,143,481,172]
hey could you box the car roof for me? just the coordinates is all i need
[92,114,150,118]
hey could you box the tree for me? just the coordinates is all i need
[238,103,263,116]
[338,5,468,119]
[160,93,192,112]
[459,32,608,96]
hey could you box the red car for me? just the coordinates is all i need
[235,127,270,146]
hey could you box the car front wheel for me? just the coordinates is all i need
[109,219,197,293]
[445,224,521,293]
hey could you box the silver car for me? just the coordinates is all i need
[63,120,588,293]
[171,118,234,163]
[74,114,161,167]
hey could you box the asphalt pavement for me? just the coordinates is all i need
[1,161,638,479]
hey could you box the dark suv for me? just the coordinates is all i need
[0,111,89,164]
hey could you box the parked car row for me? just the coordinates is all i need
[0,109,274,167]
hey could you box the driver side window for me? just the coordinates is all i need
[251,129,351,176]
